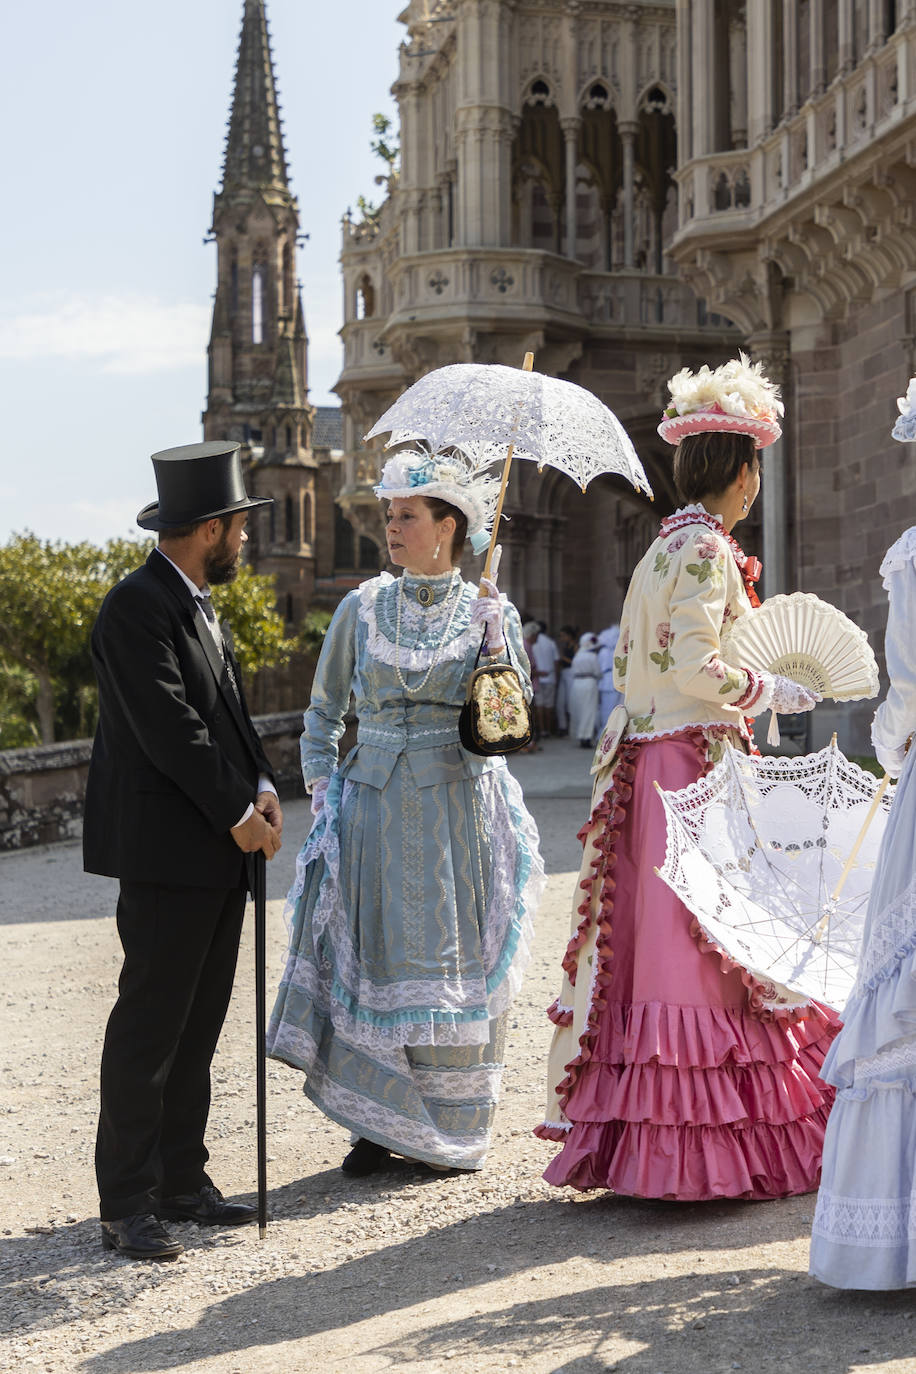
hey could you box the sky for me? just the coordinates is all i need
[0,1,404,545]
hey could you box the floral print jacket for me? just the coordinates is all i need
[613,503,758,739]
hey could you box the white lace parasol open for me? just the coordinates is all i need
[364,362,652,497]
[721,592,879,701]
[655,740,893,1010]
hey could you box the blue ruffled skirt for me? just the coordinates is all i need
[810,751,916,1288]
[267,755,544,1169]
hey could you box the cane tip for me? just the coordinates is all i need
[259,1225,267,1241]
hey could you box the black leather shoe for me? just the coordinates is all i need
[341,1138,391,1177]
[159,1184,257,1227]
[101,1214,183,1261]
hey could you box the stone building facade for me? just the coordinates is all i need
[671,0,916,746]
[334,0,742,639]
[334,0,916,749]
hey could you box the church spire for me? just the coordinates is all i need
[220,0,290,196]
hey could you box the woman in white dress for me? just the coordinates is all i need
[810,377,916,1289]
[568,632,601,748]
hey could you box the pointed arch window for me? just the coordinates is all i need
[356,274,375,319]
[284,493,296,544]
[230,257,239,317]
[252,265,266,344]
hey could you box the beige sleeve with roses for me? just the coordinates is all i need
[667,530,753,707]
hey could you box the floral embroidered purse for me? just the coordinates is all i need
[458,633,533,757]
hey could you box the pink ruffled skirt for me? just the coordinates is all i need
[537,733,841,1200]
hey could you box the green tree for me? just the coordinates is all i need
[355,112,399,224]
[210,564,298,677]
[0,532,301,746]
[0,533,120,744]
[0,661,40,749]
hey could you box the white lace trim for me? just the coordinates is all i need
[854,1038,916,1081]
[857,869,916,991]
[879,526,916,589]
[409,1065,503,1102]
[357,573,481,670]
[812,1187,916,1246]
[279,769,544,1054]
[305,1074,489,1167]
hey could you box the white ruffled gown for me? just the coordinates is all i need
[810,528,916,1288]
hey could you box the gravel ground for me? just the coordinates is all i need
[1,737,914,1373]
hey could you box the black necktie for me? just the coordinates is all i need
[195,595,241,705]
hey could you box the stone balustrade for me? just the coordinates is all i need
[340,248,723,368]
[0,712,310,853]
[676,29,913,235]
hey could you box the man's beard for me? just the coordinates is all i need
[204,530,240,585]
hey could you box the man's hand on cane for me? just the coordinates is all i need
[231,806,282,859]
[255,790,283,840]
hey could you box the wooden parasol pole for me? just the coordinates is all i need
[479,351,535,591]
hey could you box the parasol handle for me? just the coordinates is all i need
[829,771,891,906]
[480,351,535,592]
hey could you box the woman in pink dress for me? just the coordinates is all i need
[536,356,841,1200]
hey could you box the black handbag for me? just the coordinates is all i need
[458,633,533,757]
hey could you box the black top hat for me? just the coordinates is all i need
[136,441,273,532]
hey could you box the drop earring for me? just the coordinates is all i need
[434,542,441,560]
[741,495,748,512]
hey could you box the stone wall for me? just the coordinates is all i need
[795,292,912,752]
[0,712,314,853]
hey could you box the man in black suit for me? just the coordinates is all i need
[84,441,283,1261]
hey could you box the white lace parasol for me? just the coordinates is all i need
[364,362,652,497]
[721,592,879,701]
[655,741,893,1011]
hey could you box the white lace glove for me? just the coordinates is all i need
[747,671,820,716]
[470,575,505,655]
[309,777,330,816]
[874,739,907,779]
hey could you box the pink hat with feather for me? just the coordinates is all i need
[657,352,784,450]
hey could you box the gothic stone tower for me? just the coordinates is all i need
[203,0,316,625]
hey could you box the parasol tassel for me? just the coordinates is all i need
[766,708,780,748]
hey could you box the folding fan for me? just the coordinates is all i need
[722,592,879,701]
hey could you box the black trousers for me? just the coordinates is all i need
[95,876,247,1220]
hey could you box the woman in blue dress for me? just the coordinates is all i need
[267,450,545,1176]
[810,377,916,1288]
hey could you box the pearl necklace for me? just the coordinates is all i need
[394,569,463,693]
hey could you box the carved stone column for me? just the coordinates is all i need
[561,117,580,260]
[809,0,826,97]
[747,0,777,142]
[750,336,791,597]
[729,14,748,147]
[691,0,716,155]
[838,0,854,73]
[783,0,799,116]
[620,122,638,269]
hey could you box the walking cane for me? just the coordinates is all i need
[254,850,268,1238]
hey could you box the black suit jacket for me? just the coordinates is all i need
[83,550,274,888]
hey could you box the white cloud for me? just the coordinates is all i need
[0,294,211,375]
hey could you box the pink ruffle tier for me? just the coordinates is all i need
[537,732,842,1201]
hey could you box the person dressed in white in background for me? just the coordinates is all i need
[568,632,601,748]
[530,623,560,738]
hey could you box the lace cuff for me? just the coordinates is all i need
[879,525,916,588]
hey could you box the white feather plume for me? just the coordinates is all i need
[665,352,784,422]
